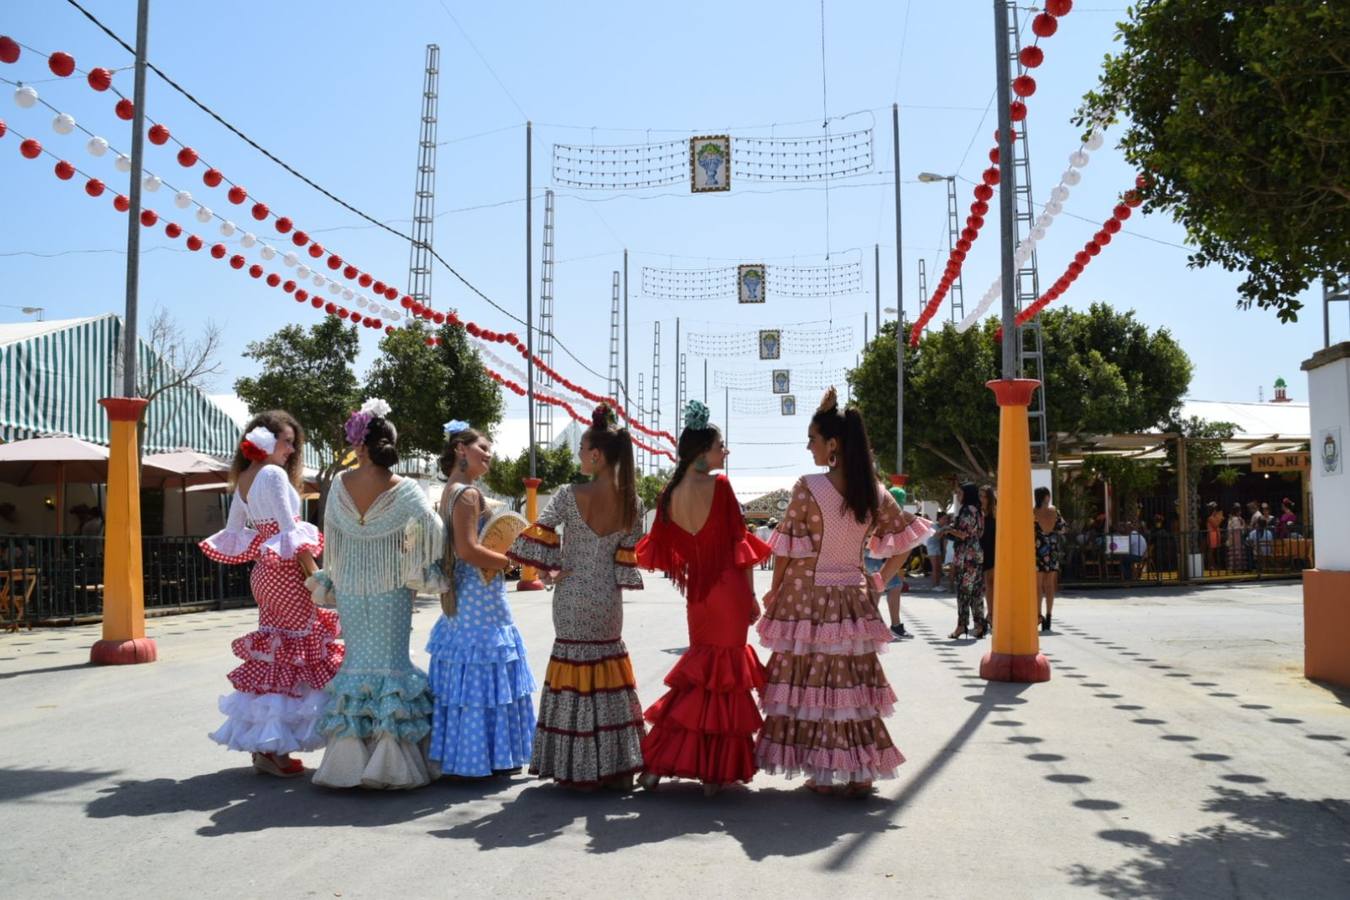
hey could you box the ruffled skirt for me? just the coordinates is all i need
[755,584,905,785]
[531,639,645,786]
[642,643,766,785]
[208,688,327,754]
[426,616,537,776]
[312,668,435,790]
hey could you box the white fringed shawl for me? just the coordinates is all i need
[323,475,444,598]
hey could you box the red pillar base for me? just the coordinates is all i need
[980,651,1050,683]
[515,579,545,592]
[90,638,158,665]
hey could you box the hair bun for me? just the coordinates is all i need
[816,386,839,415]
[591,404,616,431]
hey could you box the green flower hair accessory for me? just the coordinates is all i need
[683,399,711,432]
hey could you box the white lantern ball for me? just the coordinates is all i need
[52,112,77,135]
[1062,169,1082,187]
[260,244,276,261]
[1069,150,1090,168]
[296,265,311,280]
[240,232,257,248]
[114,154,132,173]
[219,220,236,237]
[173,190,192,209]
[283,252,298,268]
[195,206,213,223]
[312,273,326,286]
[1045,199,1063,216]
[14,85,39,109]
[1031,226,1047,242]
[355,295,367,308]
[1085,131,1105,152]
[87,136,109,157]
[1050,185,1070,203]
[143,173,162,192]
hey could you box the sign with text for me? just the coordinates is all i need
[1251,452,1310,472]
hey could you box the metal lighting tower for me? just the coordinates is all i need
[608,272,621,400]
[679,352,688,417]
[1006,6,1049,463]
[636,372,646,473]
[674,318,681,428]
[407,44,439,307]
[918,258,928,303]
[651,322,662,472]
[944,178,966,323]
[536,189,556,447]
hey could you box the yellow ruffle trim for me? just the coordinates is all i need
[614,547,638,566]
[520,523,560,548]
[544,655,637,693]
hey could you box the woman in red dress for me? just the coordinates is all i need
[636,401,771,795]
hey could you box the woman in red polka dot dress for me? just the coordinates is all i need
[200,411,343,777]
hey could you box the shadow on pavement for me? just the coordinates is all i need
[1068,788,1350,898]
[84,767,518,835]
[430,782,901,861]
[0,767,119,802]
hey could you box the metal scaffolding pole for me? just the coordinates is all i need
[407,44,439,309]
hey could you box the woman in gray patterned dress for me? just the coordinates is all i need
[508,406,646,790]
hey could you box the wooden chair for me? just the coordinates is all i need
[0,568,39,632]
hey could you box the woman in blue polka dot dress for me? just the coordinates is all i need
[426,421,536,777]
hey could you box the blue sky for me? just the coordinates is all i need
[1,1,1337,479]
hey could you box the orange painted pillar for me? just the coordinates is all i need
[981,379,1049,683]
[516,476,545,591]
[91,397,157,665]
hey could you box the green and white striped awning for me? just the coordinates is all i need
[0,314,240,456]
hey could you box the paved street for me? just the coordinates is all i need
[2,573,1347,899]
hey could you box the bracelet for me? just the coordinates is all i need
[867,571,886,592]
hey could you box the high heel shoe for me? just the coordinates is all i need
[948,625,970,640]
[973,622,988,639]
[1041,613,1052,632]
[637,772,661,792]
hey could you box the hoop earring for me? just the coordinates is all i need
[694,456,710,474]
[828,452,838,468]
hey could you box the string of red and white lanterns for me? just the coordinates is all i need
[908,0,1075,347]
[956,122,1106,332]
[0,34,430,323]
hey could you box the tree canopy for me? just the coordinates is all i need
[1077,1,1350,321]
[483,443,582,507]
[849,304,1194,489]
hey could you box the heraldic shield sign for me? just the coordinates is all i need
[758,329,781,360]
[781,395,797,416]
[739,264,766,303]
[772,369,790,394]
[691,135,731,192]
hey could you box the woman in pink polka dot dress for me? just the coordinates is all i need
[755,389,931,796]
[200,411,343,778]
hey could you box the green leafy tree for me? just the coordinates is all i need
[234,317,360,508]
[483,444,581,509]
[363,321,504,459]
[849,305,1195,485]
[638,471,672,512]
[1077,1,1350,321]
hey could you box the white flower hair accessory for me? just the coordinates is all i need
[360,397,392,418]
[240,425,277,462]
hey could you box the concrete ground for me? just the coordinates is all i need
[1,573,1347,899]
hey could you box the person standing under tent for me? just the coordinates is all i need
[426,421,536,778]
[1033,487,1067,632]
[508,406,648,791]
[200,411,342,778]
[755,388,931,797]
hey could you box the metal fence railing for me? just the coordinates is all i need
[1,534,252,627]
[1060,527,1313,587]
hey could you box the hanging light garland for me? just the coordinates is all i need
[908,0,1075,347]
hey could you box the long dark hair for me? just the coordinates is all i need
[960,482,980,513]
[812,389,879,524]
[364,417,399,469]
[657,424,721,523]
[439,426,485,477]
[981,484,997,520]
[1034,486,1051,508]
[228,410,305,489]
[584,406,637,530]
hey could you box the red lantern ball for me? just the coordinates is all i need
[982,166,1000,186]
[467,323,481,337]
[48,51,75,78]
[140,209,157,227]
[433,312,445,324]
[1095,230,1112,246]
[372,280,386,294]
[311,297,324,309]
[186,234,203,251]
[337,308,349,320]
[296,289,309,301]
[115,98,134,120]
[1010,101,1027,122]
[326,254,342,270]
[165,222,182,239]
[951,249,966,263]
[229,254,246,270]
[1123,190,1142,208]
[251,202,268,221]
[176,146,198,167]
[386,326,396,335]
[358,273,373,288]
[1074,251,1089,266]
[307,243,323,259]
[19,138,41,159]
[1068,261,1083,275]
[972,200,989,217]
[956,238,972,252]
[113,194,129,212]
[384,287,398,301]
[1012,75,1036,98]
[1031,13,1058,37]
[988,147,1000,165]
[425,337,436,347]
[203,168,223,187]
[292,230,309,247]
[343,265,358,279]
[1103,218,1122,234]
[1135,173,1150,190]
[266,273,281,287]
[325,302,337,315]
[0,36,20,64]
[1085,241,1101,257]
[960,226,978,242]
[210,243,226,259]
[1113,203,1132,221]
[87,67,112,91]
[54,160,75,180]
[1046,0,1073,16]
[273,216,292,233]
[147,124,170,146]
[400,296,413,309]
[0,119,6,139]
[1019,46,1044,69]
[967,214,985,230]
[248,264,263,278]
[227,185,247,205]
[974,183,994,201]
[282,280,296,293]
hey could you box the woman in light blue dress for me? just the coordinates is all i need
[310,403,443,790]
[426,420,536,777]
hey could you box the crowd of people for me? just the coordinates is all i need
[199,388,932,798]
